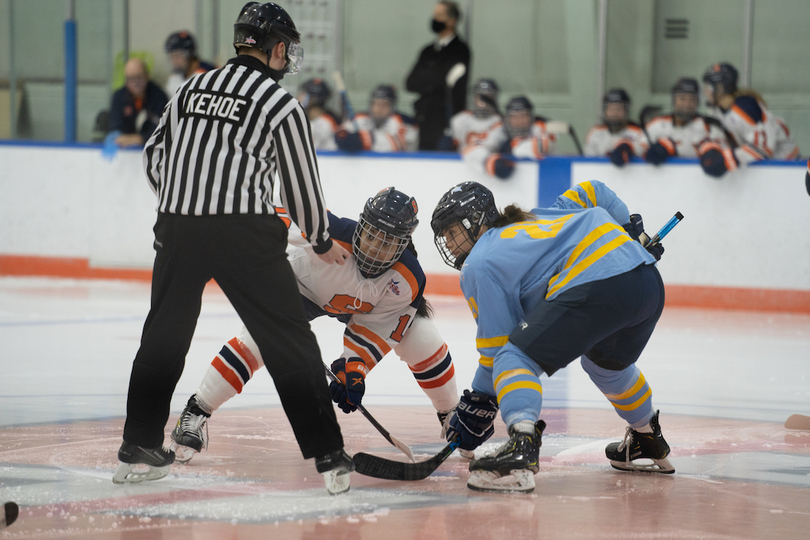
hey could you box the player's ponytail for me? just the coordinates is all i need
[491,205,536,228]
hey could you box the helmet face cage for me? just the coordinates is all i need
[431,182,498,270]
[671,78,699,122]
[505,96,533,139]
[234,2,303,73]
[602,89,630,132]
[165,32,196,56]
[352,187,419,277]
[473,78,499,118]
[702,63,738,106]
[299,78,331,108]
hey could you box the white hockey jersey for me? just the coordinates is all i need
[449,110,502,151]
[645,115,729,158]
[309,111,340,151]
[462,119,557,176]
[584,123,648,157]
[344,112,419,152]
[709,95,800,165]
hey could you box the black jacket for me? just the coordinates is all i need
[108,81,169,142]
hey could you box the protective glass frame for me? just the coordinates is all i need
[286,42,304,74]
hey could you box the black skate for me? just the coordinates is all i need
[1,501,19,530]
[112,441,175,484]
[170,394,210,464]
[467,420,546,493]
[605,410,674,474]
[315,449,354,495]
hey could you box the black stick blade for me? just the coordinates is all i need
[354,440,459,481]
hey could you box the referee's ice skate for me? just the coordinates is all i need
[605,410,674,473]
[112,442,175,484]
[467,420,545,493]
[315,449,354,495]
[170,394,210,463]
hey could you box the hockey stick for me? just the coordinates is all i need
[785,414,810,430]
[332,71,355,124]
[646,211,684,249]
[354,435,460,480]
[323,364,415,462]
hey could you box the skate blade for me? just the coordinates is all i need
[467,469,536,493]
[322,470,351,495]
[609,457,675,474]
[169,442,198,464]
[112,462,172,484]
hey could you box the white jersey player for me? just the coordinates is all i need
[644,77,730,164]
[336,85,418,152]
[584,88,648,166]
[462,96,556,179]
[170,188,459,463]
[699,63,800,177]
[296,78,340,151]
[449,78,502,151]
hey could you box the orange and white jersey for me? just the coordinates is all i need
[309,111,340,151]
[449,110,502,151]
[462,119,556,175]
[347,112,419,152]
[584,123,648,157]
[645,115,728,158]
[710,96,800,164]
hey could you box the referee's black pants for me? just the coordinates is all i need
[123,213,344,459]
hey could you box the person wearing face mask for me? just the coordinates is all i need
[405,1,471,151]
[335,85,418,152]
[446,78,503,152]
[107,58,169,147]
[584,88,648,167]
[643,77,731,166]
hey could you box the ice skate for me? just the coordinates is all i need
[1,501,19,530]
[170,394,210,464]
[315,449,354,495]
[112,441,175,484]
[467,420,545,493]
[605,410,674,474]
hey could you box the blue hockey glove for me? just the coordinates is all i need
[645,140,675,165]
[335,130,364,153]
[609,142,634,167]
[445,390,499,451]
[329,357,368,414]
[486,154,515,180]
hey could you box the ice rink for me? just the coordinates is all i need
[1,276,809,539]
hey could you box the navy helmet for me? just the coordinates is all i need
[165,31,197,56]
[353,187,419,276]
[431,181,499,269]
[671,77,700,122]
[299,78,332,109]
[370,84,397,106]
[602,88,631,131]
[503,95,534,139]
[703,63,738,96]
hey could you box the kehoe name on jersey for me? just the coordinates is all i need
[183,90,249,124]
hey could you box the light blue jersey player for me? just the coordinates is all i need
[431,180,674,493]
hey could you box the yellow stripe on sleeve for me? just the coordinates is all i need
[560,189,586,208]
[497,380,543,402]
[476,335,510,349]
[580,181,597,207]
[479,356,494,367]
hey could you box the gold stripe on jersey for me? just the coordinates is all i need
[604,372,647,401]
[610,388,652,411]
[580,181,598,206]
[494,369,537,388]
[477,335,509,349]
[496,380,543,403]
[479,355,494,367]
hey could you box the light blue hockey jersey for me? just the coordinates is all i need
[460,181,656,388]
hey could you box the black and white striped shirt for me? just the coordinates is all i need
[143,55,332,251]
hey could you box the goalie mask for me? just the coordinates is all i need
[431,181,499,269]
[353,187,419,277]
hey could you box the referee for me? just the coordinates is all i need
[114,2,354,494]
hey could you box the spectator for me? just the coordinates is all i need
[644,77,730,165]
[698,62,800,178]
[406,1,470,151]
[335,85,418,153]
[164,31,216,96]
[107,58,169,147]
[296,78,341,151]
[446,78,502,152]
[584,88,648,167]
[462,96,556,180]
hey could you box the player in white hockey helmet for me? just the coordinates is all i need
[584,88,648,166]
[430,180,672,493]
[643,77,730,165]
[462,95,557,180]
[171,187,459,468]
[445,78,502,151]
[697,62,800,178]
[335,85,419,152]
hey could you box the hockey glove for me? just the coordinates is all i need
[486,154,516,180]
[329,357,368,414]
[698,141,738,178]
[335,130,364,153]
[623,214,664,261]
[609,142,634,167]
[644,139,676,165]
[445,390,499,451]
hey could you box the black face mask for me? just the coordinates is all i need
[431,19,446,33]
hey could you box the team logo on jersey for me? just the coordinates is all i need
[387,279,401,296]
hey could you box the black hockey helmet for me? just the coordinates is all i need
[602,88,630,131]
[233,2,303,73]
[503,95,534,139]
[353,187,419,277]
[370,84,397,105]
[472,78,500,118]
[431,181,499,269]
[702,63,738,96]
[298,78,332,109]
[671,77,699,122]
[165,31,197,56]
[473,78,500,98]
